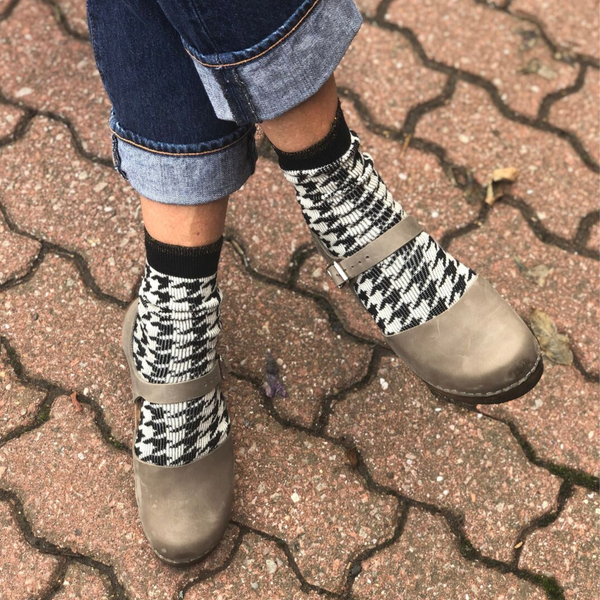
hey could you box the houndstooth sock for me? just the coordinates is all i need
[131,227,229,467]
[274,103,476,335]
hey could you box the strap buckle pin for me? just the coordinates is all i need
[326,261,350,288]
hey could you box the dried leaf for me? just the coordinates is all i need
[492,167,519,183]
[485,182,496,205]
[70,390,83,413]
[485,167,519,205]
[537,63,558,80]
[514,541,524,549]
[345,447,359,468]
[485,182,505,205]
[520,58,557,80]
[530,309,573,365]
[399,133,412,160]
[514,257,553,287]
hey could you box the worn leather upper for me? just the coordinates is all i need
[311,216,541,400]
[132,436,234,564]
[384,275,541,398]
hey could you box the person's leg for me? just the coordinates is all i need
[140,195,228,247]
[259,75,339,152]
[86,0,257,467]
[151,0,473,349]
[154,0,362,124]
[261,82,476,337]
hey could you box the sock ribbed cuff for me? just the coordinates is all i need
[273,100,351,171]
[143,226,224,279]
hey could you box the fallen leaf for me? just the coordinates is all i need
[485,167,518,205]
[345,447,359,468]
[485,182,495,205]
[530,309,573,365]
[399,133,412,160]
[514,257,553,287]
[485,182,505,205]
[70,390,83,413]
[491,167,518,183]
[520,58,558,80]
[514,541,524,549]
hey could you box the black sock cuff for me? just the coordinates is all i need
[144,226,224,279]
[274,100,351,171]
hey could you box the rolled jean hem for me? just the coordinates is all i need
[181,0,362,124]
[109,111,258,205]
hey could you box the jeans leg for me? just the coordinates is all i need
[155,0,363,124]
[86,0,257,205]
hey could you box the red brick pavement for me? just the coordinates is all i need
[0,0,597,598]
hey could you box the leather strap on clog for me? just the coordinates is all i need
[130,355,227,405]
[314,216,424,288]
[122,297,233,405]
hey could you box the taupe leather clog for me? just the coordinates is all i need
[310,216,543,405]
[121,297,234,566]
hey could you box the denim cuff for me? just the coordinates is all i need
[181,0,362,124]
[109,108,258,205]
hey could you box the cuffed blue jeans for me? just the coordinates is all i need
[86,0,362,205]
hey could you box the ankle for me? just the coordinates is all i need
[273,100,351,171]
[132,227,224,385]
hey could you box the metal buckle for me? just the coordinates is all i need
[218,353,231,378]
[326,261,350,288]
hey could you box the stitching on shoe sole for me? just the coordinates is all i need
[422,353,542,398]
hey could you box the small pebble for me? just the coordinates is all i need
[265,559,277,574]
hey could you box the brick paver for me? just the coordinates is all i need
[549,67,600,163]
[0,501,59,599]
[53,564,111,600]
[0,343,46,438]
[0,104,25,139]
[417,81,598,242]
[0,0,113,160]
[353,510,547,599]
[0,0,597,598]
[337,22,448,129]
[229,380,397,591]
[520,487,600,600]
[185,534,324,600]
[386,0,580,118]
[0,116,144,301]
[511,0,599,61]
[226,156,312,282]
[327,355,563,563]
[0,210,40,286]
[220,245,372,428]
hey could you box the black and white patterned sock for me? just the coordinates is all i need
[131,227,229,467]
[275,104,476,336]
